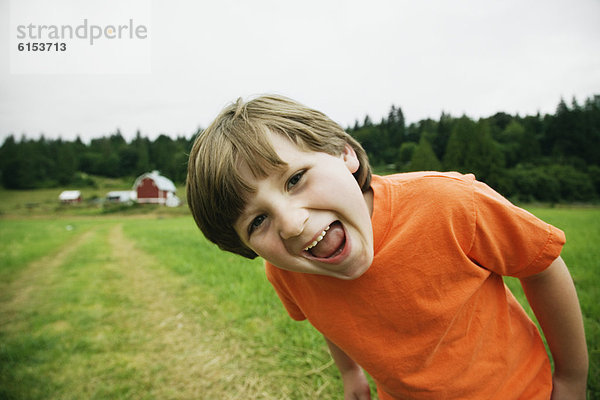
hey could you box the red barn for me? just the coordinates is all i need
[133,171,180,206]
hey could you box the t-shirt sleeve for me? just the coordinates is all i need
[467,179,566,278]
[265,262,307,321]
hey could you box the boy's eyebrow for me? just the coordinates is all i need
[233,203,253,235]
[235,163,292,226]
[257,158,291,183]
[274,165,290,182]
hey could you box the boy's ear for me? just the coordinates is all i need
[342,144,360,174]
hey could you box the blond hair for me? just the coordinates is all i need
[186,95,371,258]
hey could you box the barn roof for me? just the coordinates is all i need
[59,190,81,200]
[133,171,176,192]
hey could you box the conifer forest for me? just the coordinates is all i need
[1,95,599,203]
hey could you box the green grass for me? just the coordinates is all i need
[0,207,598,398]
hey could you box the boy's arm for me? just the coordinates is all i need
[324,336,372,400]
[520,256,588,400]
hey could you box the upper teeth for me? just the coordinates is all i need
[304,226,330,251]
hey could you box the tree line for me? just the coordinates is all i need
[0,131,194,190]
[349,95,599,202]
[0,95,599,202]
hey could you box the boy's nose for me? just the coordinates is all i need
[277,207,308,240]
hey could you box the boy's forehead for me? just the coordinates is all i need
[235,156,288,192]
[267,130,317,159]
[228,129,338,200]
[264,129,295,151]
[232,133,288,189]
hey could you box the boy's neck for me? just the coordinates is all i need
[364,187,374,217]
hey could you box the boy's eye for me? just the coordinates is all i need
[287,171,304,190]
[249,215,266,234]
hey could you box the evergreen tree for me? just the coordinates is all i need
[109,130,126,150]
[1,137,37,189]
[433,112,454,159]
[0,135,17,173]
[487,112,514,139]
[398,142,418,169]
[543,98,584,163]
[408,136,442,171]
[386,105,405,148]
[443,116,474,171]
[351,124,386,166]
[132,130,150,175]
[54,139,77,185]
[581,96,600,166]
[404,122,420,143]
[151,134,177,179]
[443,117,504,182]
[118,146,139,177]
[497,120,536,168]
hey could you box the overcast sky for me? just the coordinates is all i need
[1,0,599,143]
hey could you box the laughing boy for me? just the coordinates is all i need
[186,95,588,399]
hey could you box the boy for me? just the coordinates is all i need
[186,95,588,399]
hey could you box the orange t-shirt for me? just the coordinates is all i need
[266,172,566,399]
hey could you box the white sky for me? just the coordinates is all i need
[1,0,599,142]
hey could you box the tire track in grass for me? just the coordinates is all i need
[107,224,278,399]
[114,222,345,399]
[0,227,101,400]
[0,228,96,327]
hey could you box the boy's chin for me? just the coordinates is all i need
[314,249,374,281]
[328,258,373,280]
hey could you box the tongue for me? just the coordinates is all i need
[310,222,345,258]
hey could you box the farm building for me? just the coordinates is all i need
[59,190,82,204]
[133,171,180,207]
[106,190,137,204]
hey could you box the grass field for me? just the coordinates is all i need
[0,206,598,399]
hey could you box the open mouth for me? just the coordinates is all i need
[304,221,346,259]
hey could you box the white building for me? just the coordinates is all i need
[58,190,81,203]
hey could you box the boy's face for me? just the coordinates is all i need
[234,132,374,280]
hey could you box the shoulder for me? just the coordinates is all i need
[372,171,476,204]
[370,172,478,251]
[374,171,474,186]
